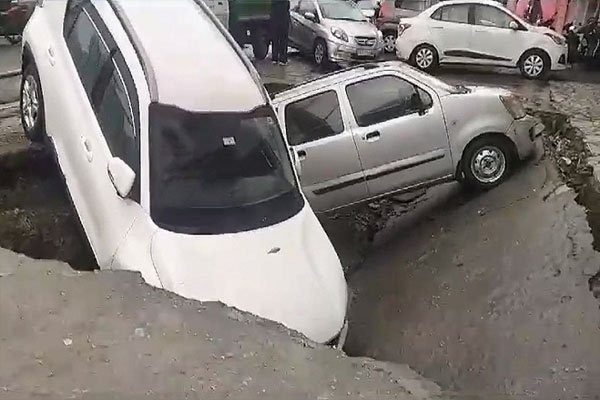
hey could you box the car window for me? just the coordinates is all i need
[298,0,317,14]
[65,9,110,98]
[285,91,344,146]
[95,66,139,199]
[395,0,427,12]
[431,4,470,24]
[473,5,514,28]
[346,76,422,127]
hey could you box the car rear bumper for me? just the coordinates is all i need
[508,115,545,160]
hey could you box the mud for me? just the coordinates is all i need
[0,146,95,269]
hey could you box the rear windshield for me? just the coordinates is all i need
[149,103,304,235]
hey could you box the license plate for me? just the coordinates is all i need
[357,49,371,57]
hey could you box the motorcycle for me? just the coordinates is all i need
[577,18,600,67]
[0,0,34,45]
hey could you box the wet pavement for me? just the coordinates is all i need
[254,54,600,399]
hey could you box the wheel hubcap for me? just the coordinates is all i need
[470,146,506,184]
[22,75,39,132]
[415,48,434,69]
[523,54,544,77]
[315,44,324,64]
[384,35,396,53]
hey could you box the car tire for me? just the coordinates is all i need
[410,44,438,73]
[20,62,46,143]
[460,135,514,190]
[313,39,329,67]
[251,27,269,60]
[519,49,550,80]
[382,30,397,53]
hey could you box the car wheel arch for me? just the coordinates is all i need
[410,42,441,59]
[455,132,518,179]
[518,47,551,67]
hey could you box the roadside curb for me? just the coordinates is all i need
[0,69,21,79]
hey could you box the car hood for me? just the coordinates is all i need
[150,205,347,344]
[325,19,379,37]
[361,8,375,18]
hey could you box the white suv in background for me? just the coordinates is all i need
[394,0,568,79]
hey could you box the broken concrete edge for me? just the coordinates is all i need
[0,69,20,79]
[0,246,448,399]
[0,101,19,115]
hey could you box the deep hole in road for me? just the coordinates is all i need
[0,146,96,270]
[536,110,600,300]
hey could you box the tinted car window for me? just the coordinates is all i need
[65,10,110,97]
[431,4,470,23]
[285,91,344,146]
[346,76,422,127]
[149,104,304,235]
[473,5,514,28]
[298,0,317,13]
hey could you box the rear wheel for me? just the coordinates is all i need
[410,44,438,73]
[20,62,46,143]
[461,136,514,189]
[382,30,397,53]
[519,49,550,79]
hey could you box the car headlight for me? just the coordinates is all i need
[331,27,348,42]
[544,32,565,45]
[500,95,526,120]
[377,30,383,40]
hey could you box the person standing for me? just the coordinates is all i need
[270,0,291,65]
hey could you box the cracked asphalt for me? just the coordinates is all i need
[255,53,600,399]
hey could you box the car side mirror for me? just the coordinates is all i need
[304,11,317,22]
[509,20,519,30]
[107,157,135,198]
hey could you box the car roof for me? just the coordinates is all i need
[112,0,266,113]
[427,0,506,8]
[273,61,453,102]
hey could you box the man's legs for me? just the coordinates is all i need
[278,21,289,64]
[271,21,280,63]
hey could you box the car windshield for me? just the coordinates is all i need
[356,0,375,10]
[149,103,304,235]
[319,0,367,21]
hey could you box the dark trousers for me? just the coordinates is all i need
[271,13,289,63]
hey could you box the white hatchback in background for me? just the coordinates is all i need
[394,0,568,79]
[20,0,347,345]
[272,62,543,213]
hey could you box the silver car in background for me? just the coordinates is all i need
[289,0,384,66]
[272,62,543,212]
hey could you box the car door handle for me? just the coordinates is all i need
[46,47,55,66]
[474,29,487,32]
[364,131,381,142]
[297,149,307,161]
[81,136,93,162]
[431,26,444,30]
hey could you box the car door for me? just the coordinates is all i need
[469,4,527,64]
[290,0,319,52]
[57,0,139,268]
[344,74,453,198]
[280,89,368,212]
[429,3,474,60]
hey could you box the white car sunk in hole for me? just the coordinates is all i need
[20,0,348,345]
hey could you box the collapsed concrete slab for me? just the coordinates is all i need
[0,248,442,399]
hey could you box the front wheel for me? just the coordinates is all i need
[410,44,438,73]
[382,31,397,53]
[313,39,329,67]
[519,50,550,79]
[461,136,514,189]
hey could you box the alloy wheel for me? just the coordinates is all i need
[470,146,506,184]
[383,34,396,53]
[314,43,325,65]
[22,75,39,132]
[415,47,434,69]
[523,54,545,78]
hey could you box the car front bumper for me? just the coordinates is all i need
[327,39,383,63]
[507,115,545,160]
[549,44,569,71]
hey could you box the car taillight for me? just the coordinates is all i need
[398,23,411,36]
